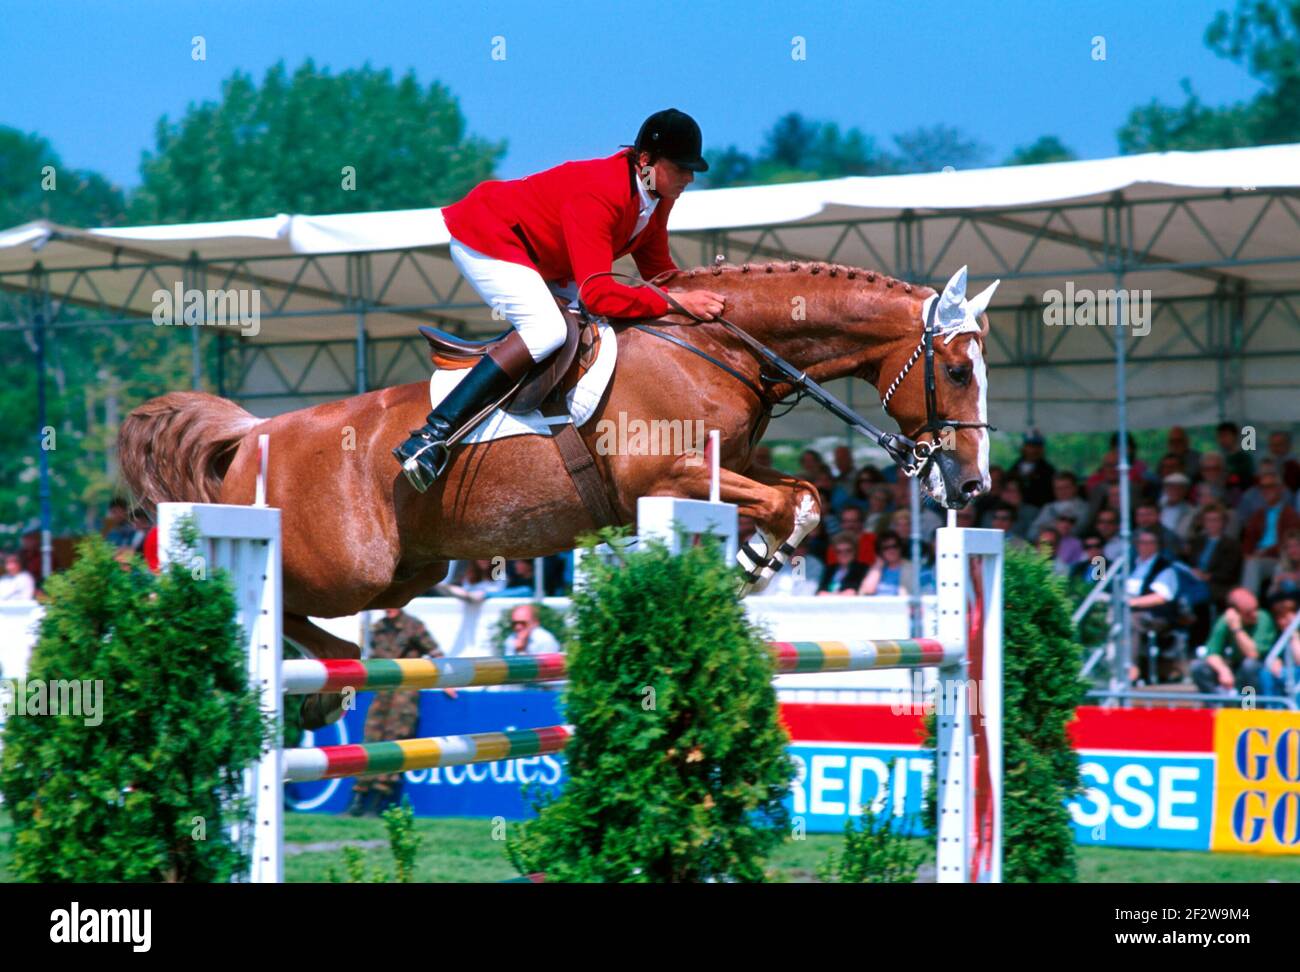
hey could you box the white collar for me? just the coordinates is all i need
[635,171,658,215]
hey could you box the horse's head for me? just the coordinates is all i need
[879,266,998,509]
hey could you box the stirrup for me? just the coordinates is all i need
[394,433,451,493]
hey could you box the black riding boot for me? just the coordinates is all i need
[393,335,533,492]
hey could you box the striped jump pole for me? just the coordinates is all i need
[284,725,574,783]
[280,639,959,695]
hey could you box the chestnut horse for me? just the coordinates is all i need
[119,261,996,727]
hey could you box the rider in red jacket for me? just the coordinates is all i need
[394,109,726,492]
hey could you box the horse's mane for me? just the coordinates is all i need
[655,261,933,297]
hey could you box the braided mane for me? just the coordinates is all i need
[655,261,934,297]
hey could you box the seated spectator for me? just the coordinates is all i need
[1261,595,1300,700]
[1159,473,1197,542]
[1092,508,1127,564]
[799,448,828,480]
[840,467,885,512]
[987,504,1030,550]
[459,559,507,598]
[505,604,562,655]
[1192,450,1238,509]
[486,559,540,598]
[1268,430,1300,493]
[825,506,876,567]
[757,540,824,596]
[1134,500,1183,560]
[1187,505,1243,608]
[1268,428,1300,493]
[980,478,1038,540]
[972,464,1006,523]
[1165,426,1200,481]
[1216,421,1256,491]
[1035,527,1071,577]
[859,531,912,596]
[1012,430,1056,508]
[1112,432,1152,490]
[0,553,36,601]
[1030,471,1090,538]
[1239,459,1294,524]
[817,533,866,595]
[1126,528,1182,683]
[860,485,893,533]
[102,498,136,547]
[1155,453,1187,483]
[812,468,839,524]
[542,551,573,596]
[1190,587,1276,696]
[829,445,858,508]
[1188,476,1243,540]
[1242,472,1300,596]
[1084,450,1121,504]
[1266,530,1300,600]
[1070,534,1107,583]
[1050,511,1084,564]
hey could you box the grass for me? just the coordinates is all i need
[3,806,1298,882]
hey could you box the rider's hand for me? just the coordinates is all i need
[672,290,726,321]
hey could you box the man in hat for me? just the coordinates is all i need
[1158,472,1197,541]
[394,109,727,492]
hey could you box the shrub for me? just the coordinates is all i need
[508,534,792,882]
[0,535,268,881]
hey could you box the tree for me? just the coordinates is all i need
[128,60,505,223]
[1118,0,1300,152]
[1004,135,1079,166]
[703,112,896,187]
[0,126,127,231]
[891,124,990,173]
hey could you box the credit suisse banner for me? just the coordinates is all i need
[287,691,1299,854]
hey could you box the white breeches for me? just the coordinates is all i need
[449,238,569,363]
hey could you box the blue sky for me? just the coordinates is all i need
[0,0,1265,193]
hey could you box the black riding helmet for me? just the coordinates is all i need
[633,109,709,172]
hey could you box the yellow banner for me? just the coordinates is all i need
[1211,709,1300,854]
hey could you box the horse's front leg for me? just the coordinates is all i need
[641,459,820,595]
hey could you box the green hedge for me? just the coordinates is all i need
[508,536,791,882]
[1,536,268,882]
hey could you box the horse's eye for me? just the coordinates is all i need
[947,364,972,386]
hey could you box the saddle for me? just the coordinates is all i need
[418,299,618,526]
[418,298,600,414]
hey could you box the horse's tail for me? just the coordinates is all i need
[118,392,262,512]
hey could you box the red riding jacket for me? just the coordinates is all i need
[441,150,677,319]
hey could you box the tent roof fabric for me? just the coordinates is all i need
[2,143,1296,261]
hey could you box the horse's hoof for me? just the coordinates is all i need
[300,693,344,731]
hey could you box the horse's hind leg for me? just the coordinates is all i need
[284,613,361,729]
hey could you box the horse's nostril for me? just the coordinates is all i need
[961,479,983,496]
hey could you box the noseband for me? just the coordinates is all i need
[879,295,994,479]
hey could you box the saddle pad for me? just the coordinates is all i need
[427,321,617,443]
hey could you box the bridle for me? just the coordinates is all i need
[878,295,995,477]
[577,271,992,481]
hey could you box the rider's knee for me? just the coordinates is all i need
[516,322,566,361]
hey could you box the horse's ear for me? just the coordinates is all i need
[966,279,1000,319]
